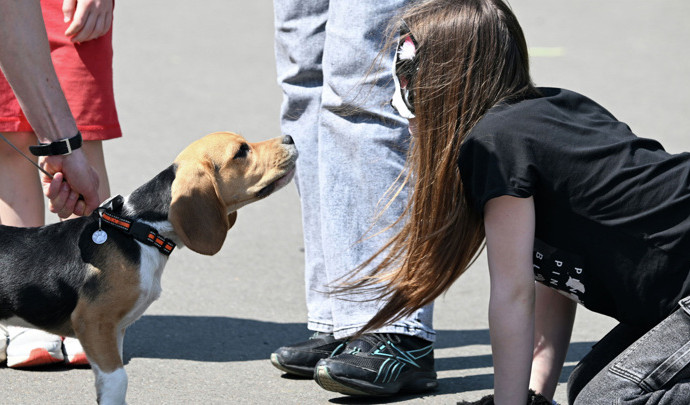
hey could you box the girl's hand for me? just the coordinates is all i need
[63,0,113,43]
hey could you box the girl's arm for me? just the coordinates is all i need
[530,282,576,399]
[484,195,536,405]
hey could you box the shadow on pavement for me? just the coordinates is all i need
[125,316,595,371]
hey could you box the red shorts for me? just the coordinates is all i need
[0,0,121,141]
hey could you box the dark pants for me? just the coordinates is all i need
[568,298,690,404]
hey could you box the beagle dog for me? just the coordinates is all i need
[0,132,297,404]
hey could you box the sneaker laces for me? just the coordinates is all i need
[347,333,399,355]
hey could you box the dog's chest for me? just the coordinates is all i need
[121,243,168,328]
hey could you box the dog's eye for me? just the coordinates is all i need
[234,143,250,159]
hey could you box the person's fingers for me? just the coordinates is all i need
[57,189,81,219]
[74,199,87,217]
[70,12,97,43]
[64,3,85,38]
[62,0,77,23]
[64,20,81,38]
[43,172,63,200]
[92,13,109,39]
[65,0,113,42]
[103,11,112,36]
[48,181,72,216]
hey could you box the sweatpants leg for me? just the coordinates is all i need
[273,0,434,341]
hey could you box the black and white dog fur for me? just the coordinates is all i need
[0,132,297,404]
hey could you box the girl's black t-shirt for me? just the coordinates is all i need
[459,87,690,328]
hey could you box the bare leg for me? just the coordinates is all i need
[0,131,44,226]
[0,132,66,367]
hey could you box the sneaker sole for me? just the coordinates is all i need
[315,364,439,396]
[7,348,64,368]
[315,365,373,396]
[270,353,316,378]
[65,352,90,366]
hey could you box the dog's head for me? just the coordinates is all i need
[169,132,298,255]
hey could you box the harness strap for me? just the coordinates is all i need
[97,197,176,256]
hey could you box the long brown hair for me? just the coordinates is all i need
[342,0,538,332]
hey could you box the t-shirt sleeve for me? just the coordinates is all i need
[459,130,537,213]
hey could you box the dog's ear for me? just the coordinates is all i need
[227,211,237,229]
[169,160,231,255]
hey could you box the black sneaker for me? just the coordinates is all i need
[270,332,347,377]
[314,333,437,396]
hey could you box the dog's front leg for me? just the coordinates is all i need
[92,362,128,405]
[72,305,129,405]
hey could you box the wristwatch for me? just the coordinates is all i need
[29,132,82,156]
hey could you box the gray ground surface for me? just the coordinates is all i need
[1,1,688,403]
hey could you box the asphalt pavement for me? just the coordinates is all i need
[1,1,689,404]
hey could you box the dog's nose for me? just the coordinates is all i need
[282,135,294,145]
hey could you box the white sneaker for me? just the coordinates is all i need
[6,326,63,368]
[0,324,7,363]
[63,336,89,366]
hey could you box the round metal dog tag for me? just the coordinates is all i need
[92,229,108,244]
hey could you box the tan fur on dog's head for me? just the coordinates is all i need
[169,132,297,255]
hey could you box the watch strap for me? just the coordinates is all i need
[29,132,83,156]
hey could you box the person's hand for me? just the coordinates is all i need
[62,0,113,43]
[40,149,100,218]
